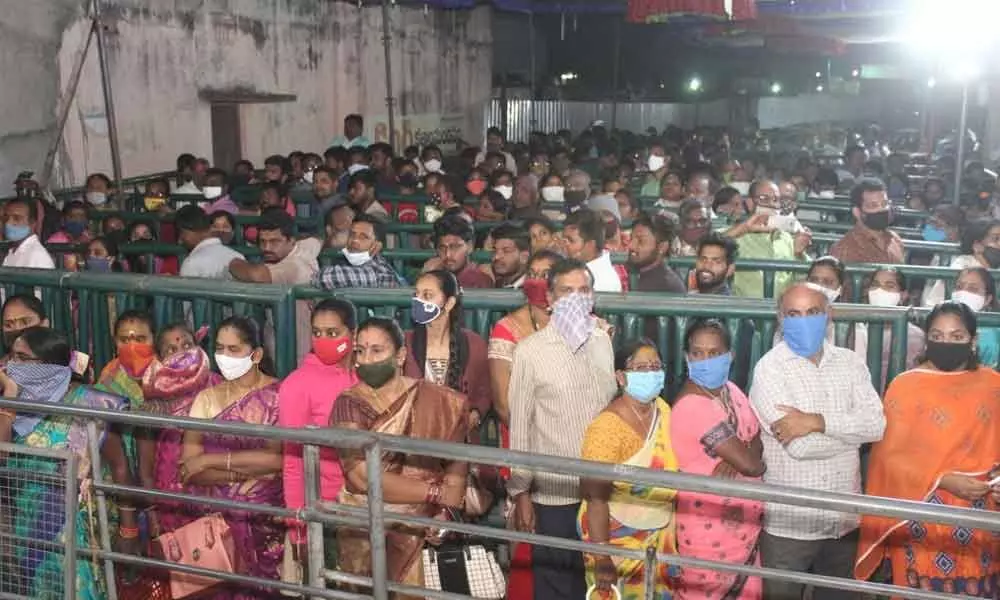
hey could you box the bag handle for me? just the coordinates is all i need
[585,584,622,600]
[204,516,217,548]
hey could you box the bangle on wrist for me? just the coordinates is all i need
[425,479,443,505]
[119,526,139,539]
[226,452,232,471]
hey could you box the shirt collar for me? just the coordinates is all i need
[586,251,612,271]
[193,237,222,252]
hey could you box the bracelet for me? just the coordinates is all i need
[119,526,139,540]
[226,452,232,471]
[425,480,443,505]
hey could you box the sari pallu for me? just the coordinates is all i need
[185,381,284,600]
[577,399,678,600]
[334,379,469,599]
[856,368,1000,598]
[5,385,126,600]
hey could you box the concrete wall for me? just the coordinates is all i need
[45,0,491,187]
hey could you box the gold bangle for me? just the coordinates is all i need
[226,452,232,471]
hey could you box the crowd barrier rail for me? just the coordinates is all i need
[1,398,997,600]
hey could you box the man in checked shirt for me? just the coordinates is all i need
[750,282,886,600]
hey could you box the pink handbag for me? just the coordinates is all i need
[154,513,237,599]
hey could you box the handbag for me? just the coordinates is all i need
[280,531,304,598]
[585,584,622,599]
[422,542,506,599]
[154,513,237,599]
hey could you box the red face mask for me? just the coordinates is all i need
[466,180,487,196]
[313,335,353,366]
[522,278,549,308]
[118,342,156,377]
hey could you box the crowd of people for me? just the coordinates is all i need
[0,114,999,600]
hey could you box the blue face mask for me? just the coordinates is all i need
[624,370,665,404]
[687,353,732,390]
[5,224,30,242]
[782,313,828,358]
[922,224,949,243]
[86,257,112,272]
[64,220,88,238]
[410,297,442,326]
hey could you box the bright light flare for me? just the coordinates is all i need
[688,77,703,93]
[905,0,1000,76]
[770,82,782,94]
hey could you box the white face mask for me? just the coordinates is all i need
[953,290,987,312]
[868,288,902,307]
[215,353,255,381]
[303,171,315,184]
[816,190,836,200]
[86,191,107,206]
[541,186,565,202]
[647,155,665,172]
[341,247,372,267]
[424,159,442,173]
[756,205,778,217]
[347,164,368,175]
[202,186,223,200]
[494,185,513,200]
[806,281,840,303]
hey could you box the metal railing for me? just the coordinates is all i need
[0,398,996,600]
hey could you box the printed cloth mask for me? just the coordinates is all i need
[687,353,732,390]
[215,353,255,381]
[313,335,353,366]
[782,313,828,358]
[142,347,213,400]
[411,297,442,325]
[624,370,665,404]
[7,362,72,436]
[551,292,595,352]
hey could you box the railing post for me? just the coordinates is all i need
[365,441,389,600]
[644,546,656,600]
[64,452,80,600]
[303,443,326,590]
[274,289,298,378]
[888,311,909,383]
[86,421,118,600]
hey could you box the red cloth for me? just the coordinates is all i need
[627,0,756,23]
[507,543,534,599]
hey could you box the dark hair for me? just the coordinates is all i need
[114,310,155,339]
[209,210,235,229]
[961,220,1000,255]
[863,267,907,293]
[260,180,288,201]
[489,170,514,187]
[313,165,337,182]
[204,167,228,183]
[89,236,124,272]
[613,337,659,372]
[258,208,295,239]
[2,294,45,322]
[712,187,742,212]
[697,232,738,264]
[412,270,467,391]
[154,322,196,358]
[632,213,674,246]
[323,146,347,162]
[814,168,839,189]
[86,173,112,189]
[345,113,364,128]
[348,168,377,190]
[922,301,979,370]
[18,327,71,366]
[264,154,288,172]
[6,197,38,222]
[849,178,887,209]
[347,146,370,162]
[420,145,442,161]
[312,298,358,331]
[958,267,997,308]
[62,200,88,218]
[234,159,255,172]
[678,197,707,223]
[490,222,530,253]
[924,177,946,192]
[564,208,605,252]
[547,257,593,291]
[352,212,386,243]
[523,215,556,235]
[616,189,638,214]
[433,214,474,245]
[217,316,274,376]
[370,142,393,158]
[933,204,965,230]
[808,255,846,288]
[127,220,157,241]
[529,248,562,268]
[358,317,405,352]
[486,126,503,138]
[392,157,416,174]
[683,318,733,353]
[175,205,210,233]
[176,154,196,171]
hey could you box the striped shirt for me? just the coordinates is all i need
[749,341,886,541]
[507,323,617,506]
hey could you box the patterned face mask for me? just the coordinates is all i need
[7,362,73,436]
[550,292,595,352]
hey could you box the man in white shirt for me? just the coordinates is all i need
[562,208,622,293]
[474,127,517,173]
[176,205,243,280]
[2,197,54,270]
[749,283,885,600]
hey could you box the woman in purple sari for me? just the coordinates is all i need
[140,322,221,536]
[180,316,284,599]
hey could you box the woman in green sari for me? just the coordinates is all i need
[0,327,138,599]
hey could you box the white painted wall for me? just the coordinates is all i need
[53,0,492,186]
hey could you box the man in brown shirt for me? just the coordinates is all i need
[829,179,905,265]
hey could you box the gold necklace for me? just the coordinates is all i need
[627,398,653,429]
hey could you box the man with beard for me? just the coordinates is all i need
[490,223,530,288]
[628,214,686,293]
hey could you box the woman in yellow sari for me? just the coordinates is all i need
[856,301,1000,597]
[330,317,469,599]
[579,338,677,600]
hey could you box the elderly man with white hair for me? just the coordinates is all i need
[749,282,885,600]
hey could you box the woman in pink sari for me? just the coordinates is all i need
[670,318,766,600]
[140,322,221,536]
[180,316,284,599]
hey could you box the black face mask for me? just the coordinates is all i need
[983,246,1000,269]
[925,340,973,372]
[564,190,588,205]
[862,210,891,231]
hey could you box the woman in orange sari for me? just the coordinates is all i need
[331,317,469,598]
[856,301,1000,597]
